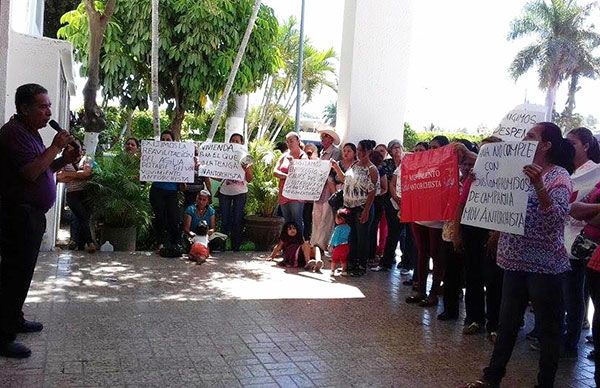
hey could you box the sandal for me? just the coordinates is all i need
[405,295,425,304]
[418,296,438,307]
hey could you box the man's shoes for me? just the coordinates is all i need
[463,322,483,335]
[0,341,31,358]
[370,265,388,272]
[18,320,43,333]
[437,311,458,321]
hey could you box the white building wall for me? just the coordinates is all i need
[337,0,414,145]
[4,32,75,251]
[0,0,11,124]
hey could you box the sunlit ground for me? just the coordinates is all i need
[0,249,595,387]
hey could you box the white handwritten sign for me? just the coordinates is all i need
[493,103,545,141]
[461,141,538,235]
[140,140,195,183]
[197,142,247,181]
[282,159,331,201]
[565,162,600,251]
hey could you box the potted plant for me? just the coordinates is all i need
[86,153,151,251]
[244,138,285,251]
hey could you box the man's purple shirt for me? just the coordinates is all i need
[0,117,56,212]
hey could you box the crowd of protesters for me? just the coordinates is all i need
[53,114,600,387]
[268,123,600,388]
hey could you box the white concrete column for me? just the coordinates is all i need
[336,0,413,146]
[0,0,12,124]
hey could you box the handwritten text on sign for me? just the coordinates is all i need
[493,104,545,141]
[198,142,247,181]
[282,159,331,201]
[140,140,195,183]
[461,141,538,235]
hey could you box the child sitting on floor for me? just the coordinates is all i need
[188,221,209,264]
[268,222,321,270]
[329,208,351,276]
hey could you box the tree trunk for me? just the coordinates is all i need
[82,0,116,135]
[207,0,262,141]
[169,102,185,140]
[225,94,248,142]
[151,0,161,139]
[544,77,559,122]
[563,72,579,118]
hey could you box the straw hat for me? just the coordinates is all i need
[317,125,341,146]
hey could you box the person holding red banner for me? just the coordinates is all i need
[465,122,574,388]
[331,140,379,277]
[405,135,450,307]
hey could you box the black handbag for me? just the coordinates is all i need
[571,233,598,260]
[328,189,344,211]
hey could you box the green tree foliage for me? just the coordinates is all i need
[58,0,279,138]
[254,16,337,140]
[402,123,484,151]
[44,0,80,38]
[508,0,600,120]
[322,102,336,126]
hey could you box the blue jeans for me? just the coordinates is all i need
[280,202,305,237]
[562,259,586,350]
[484,270,564,387]
[348,204,374,270]
[219,193,246,251]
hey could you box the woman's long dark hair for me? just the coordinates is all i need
[279,222,303,244]
[430,135,450,147]
[568,127,600,163]
[358,139,376,151]
[538,122,575,174]
[343,142,357,154]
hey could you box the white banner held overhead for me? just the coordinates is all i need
[282,159,332,201]
[461,141,538,235]
[493,103,545,141]
[140,140,195,183]
[197,142,247,181]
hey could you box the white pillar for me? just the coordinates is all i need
[336,0,413,146]
[0,0,11,124]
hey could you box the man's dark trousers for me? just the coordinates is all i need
[0,204,46,344]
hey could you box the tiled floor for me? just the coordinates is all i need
[0,250,596,387]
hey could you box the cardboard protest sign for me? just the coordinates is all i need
[493,103,545,141]
[400,146,459,222]
[565,162,600,250]
[460,141,537,235]
[140,140,195,183]
[282,159,332,201]
[197,142,247,181]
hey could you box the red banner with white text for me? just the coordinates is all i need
[400,146,459,222]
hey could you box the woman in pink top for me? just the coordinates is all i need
[274,132,307,236]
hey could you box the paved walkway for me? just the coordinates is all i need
[0,251,595,387]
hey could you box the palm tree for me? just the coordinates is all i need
[508,0,600,121]
[323,102,337,126]
[255,17,337,140]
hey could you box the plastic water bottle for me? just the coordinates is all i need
[100,241,114,252]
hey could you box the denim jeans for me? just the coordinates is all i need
[219,193,247,251]
[348,204,373,270]
[483,270,564,387]
[0,204,46,344]
[562,259,586,350]
[66,190,93,250]
[149,186,180,246]
[587,268,600,386]
[280,202,305,237]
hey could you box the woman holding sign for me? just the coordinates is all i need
[218,133,253,252]
[466,122,574,388]
[149,130,182,252]
[331,139,379,276]
[274,132,307,236]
